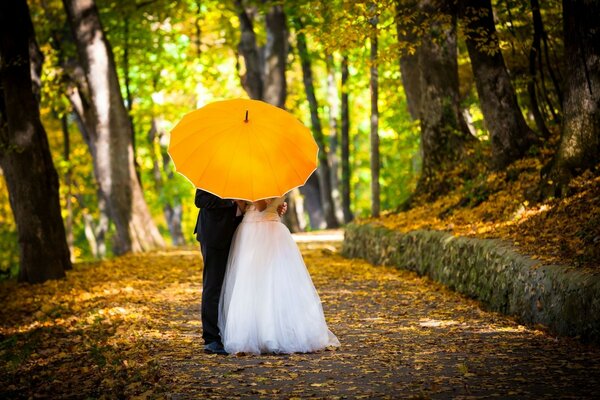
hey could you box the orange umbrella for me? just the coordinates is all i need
[168,98,318,202]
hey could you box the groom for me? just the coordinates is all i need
[194,189,287,354]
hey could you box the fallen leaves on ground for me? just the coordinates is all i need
[376,154,600,269]
[2,240,600,398]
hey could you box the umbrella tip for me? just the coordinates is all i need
[244,110,248,123]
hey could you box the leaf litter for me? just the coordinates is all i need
[1,240,600,399]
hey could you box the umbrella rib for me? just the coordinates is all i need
[218,125,245,198]
[246,123,255,200]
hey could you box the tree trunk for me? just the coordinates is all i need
[76,191,109,259]
[235,0,263,100]
[294,19,339,228]
[61,114,75,260]
[67,101,110,257]
[122,15,141,184]
[543,0,600,196]
[263,5,287,108]
[28,30,44,104]
[395,0,421,120]
[340,55,353,223]
[0,0,71,283]
[326,54,344,223]
[370,9,380,218]
[195,0,202,56]
[148,117,186,246]
[282,190,304,232]
[461,0,536,169]
[417,0,473,195]
[62,0,164,254]
[64,59,111,257]
[527,0,551,139]
[299,173,326,229]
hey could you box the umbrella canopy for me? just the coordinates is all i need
[168,98,318,202]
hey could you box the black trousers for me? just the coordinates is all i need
[200,243,230,344]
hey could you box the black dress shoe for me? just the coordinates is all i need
[204,341,228,355]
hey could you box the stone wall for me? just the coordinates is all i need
[342,223,600,342]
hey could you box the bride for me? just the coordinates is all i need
[218,196,340,355]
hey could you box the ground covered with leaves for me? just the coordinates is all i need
[1,236,600,399]
[376,150,600,269]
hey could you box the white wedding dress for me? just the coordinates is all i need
[218,197,340,355]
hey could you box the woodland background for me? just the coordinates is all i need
[1,0,598,283]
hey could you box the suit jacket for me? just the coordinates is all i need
[194,189,242,249]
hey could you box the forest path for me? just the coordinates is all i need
[2,231,600,399]
[152,231,600,399]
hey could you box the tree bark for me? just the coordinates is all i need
[340,55,353,223]
[0,0,71,283]
[417,0,473,195]
[294,19,339,228]
[67,99,110,257]
[527,0,551,139]
[283,189,304,231]
[299,173,326,229]
[235,0,263,100]
[326,54,344,223]
[195,0,202,56]
[148,117,186,246]
[395,0,421,120]
[75,190,109,259]
[543,0,600,196]
[122,15,140,184]
[61,45,111,257]
[370,9,380,218]
[461,0,536,169]
[62,0,164,254]
[61,114,74,260]
[263,5,287,108]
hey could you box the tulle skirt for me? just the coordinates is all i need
[218,215,340,355]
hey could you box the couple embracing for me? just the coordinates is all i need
[194,189,340,355]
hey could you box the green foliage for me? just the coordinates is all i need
[0,176,18,278]
[0,0,571,273]
[0,229,18,279]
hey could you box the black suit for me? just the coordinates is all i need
[194,189,243,344]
